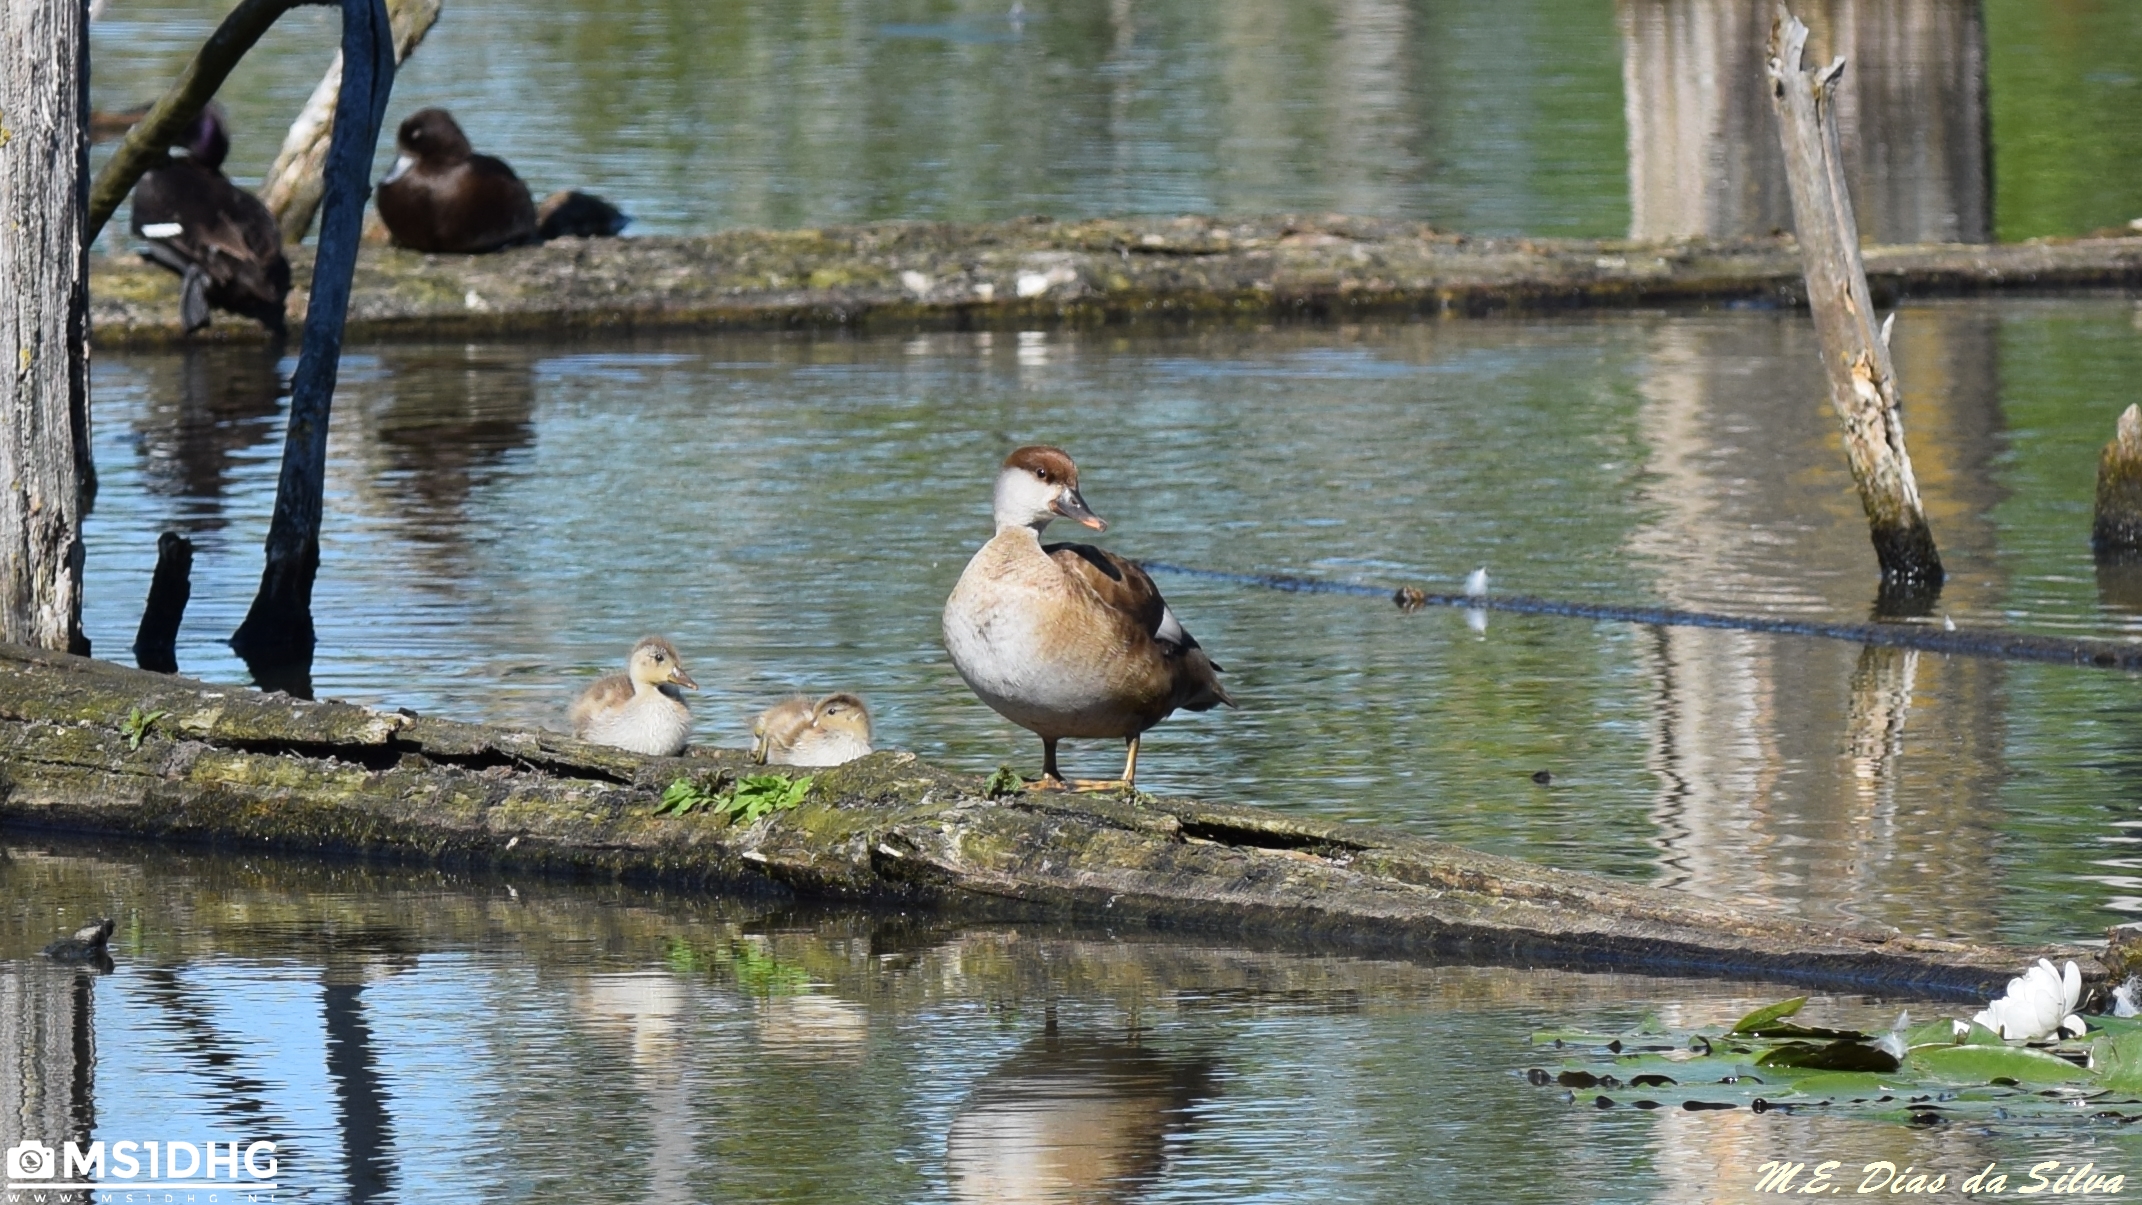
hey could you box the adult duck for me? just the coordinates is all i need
[375,108,537,253]
[569,636,698,756]
[753,692,874,767]
[130,105,290,335]
[942,445,1234,790]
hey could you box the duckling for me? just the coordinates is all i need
[942,445,1234,791]
[754,692,874,767]
[375,108,537,253]
[129,104,290,335]
[569,636,698,756]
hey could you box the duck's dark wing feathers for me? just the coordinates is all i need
[1045,541,1236,709]
[131,160,290,333]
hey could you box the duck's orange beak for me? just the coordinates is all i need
[669,667,699,690]
[1052,486,1106,531]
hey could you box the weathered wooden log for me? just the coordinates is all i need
[0,642,2094,997]
[2093,405,2142,560]
[229,0,397,685]
[85,220,2142,349]
[131,531,194,674]
[1,0,92,655]
[260,0,443,244]
[1768,11,1943,590]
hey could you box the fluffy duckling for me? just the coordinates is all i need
[130,105,290,335]
[375,108,537,253]
[569,636,698,756]
[753,692,874,767]
[942,445,1234,791]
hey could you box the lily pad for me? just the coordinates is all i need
[1730,996,1807,1034]
[2088,1030,2142,1093]
[1756,1041,1900,1073]
[1908,1043,2087,1085]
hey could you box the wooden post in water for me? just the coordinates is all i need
[132,532,194,674]
[230,0,397,693]
[2093,405,2142,560]
[0,0,92,655]
[1767,9,1943,595]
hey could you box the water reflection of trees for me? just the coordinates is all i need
[1630,306,2010,937]
[1620,0,1990,243]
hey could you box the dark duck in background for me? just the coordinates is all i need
[376,108,538,253]
[376,107,628,252]
[129,105,291,335]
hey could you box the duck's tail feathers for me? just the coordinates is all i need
[1177,649,1237,711]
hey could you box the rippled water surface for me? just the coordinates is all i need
[6,839,2141,1205]
[71,298,2142,952]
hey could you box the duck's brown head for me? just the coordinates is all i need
[395,107,474,165]
[994,445,1105,533]
[627,636,698,691]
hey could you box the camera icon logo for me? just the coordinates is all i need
[6,1140,56,1180]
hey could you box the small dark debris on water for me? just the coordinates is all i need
[1392,586,1427,612]
[1683,1101,1736,1111]
[1629,1074,1676,1088]
[1594,1096,1615,1109]
[44,918,116,970]
[1531,770,1552,785]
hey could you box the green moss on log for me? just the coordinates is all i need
[0,641,2096,996]
[88,215,2142,348]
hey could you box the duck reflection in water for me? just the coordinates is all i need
[946,1034,1216,1203]
[131,344,287,533]
[362,346,536,560]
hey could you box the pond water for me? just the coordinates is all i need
[86,0,2142,242]
[72,297,2142,956]
[5,837,2140,1205]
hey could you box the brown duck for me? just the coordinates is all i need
[942,445,1234,790]
[130,105,290,335]
[375,108,537,253]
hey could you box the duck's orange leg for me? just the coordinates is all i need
[1068,736,1138,793]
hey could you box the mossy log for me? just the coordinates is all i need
[87,215,2142,348]
[0,642,2095,997]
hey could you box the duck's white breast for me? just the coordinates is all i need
[944,539,1123,731]
[580,693,692,757]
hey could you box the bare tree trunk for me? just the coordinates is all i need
[229,0,397,693]
[0,0,91,654]
[261,0,443,244]
[1767,9,1943,594]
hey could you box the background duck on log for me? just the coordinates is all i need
[128,105,291,335]
[376,108,630,252]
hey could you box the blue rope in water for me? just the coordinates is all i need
[1133,561,2142,673]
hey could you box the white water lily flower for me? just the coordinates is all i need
[1971,958,2085,1041]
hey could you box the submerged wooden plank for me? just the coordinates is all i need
[0,642,2094,996]
[88,215,2142,348]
